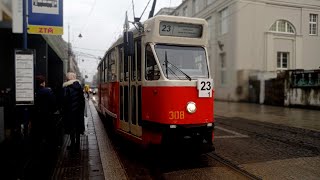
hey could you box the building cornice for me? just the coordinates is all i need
[244,0,320,9]
[196,0,236,19]
[0,1,12,19]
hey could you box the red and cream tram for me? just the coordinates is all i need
[97,15,214,151]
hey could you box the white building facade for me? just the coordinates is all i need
[172,0,320,102]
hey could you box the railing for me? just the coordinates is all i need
[290,70,320,88]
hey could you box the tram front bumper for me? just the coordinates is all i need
[162,124,214,153]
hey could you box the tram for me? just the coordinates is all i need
[97,15,214,152]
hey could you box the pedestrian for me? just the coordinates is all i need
[30,75,57,178]
[84,84,90,99]
[33,75,57,149]
[62,72,85,154]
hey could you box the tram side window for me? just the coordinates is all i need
[97,67,100,83]
[145,45,160,80]
[107,53,112,82]
[119,47,124,82]
[131,42,136,81]
[100,61,104,83]
[112,50,117,81]
[99,65,102,83]
[137,39,141,81]
[108,50,117,82]
[124,52,129,82]
[101,61,104,83]
[104,57,108,83]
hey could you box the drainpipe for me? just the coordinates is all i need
[259,74,265,104]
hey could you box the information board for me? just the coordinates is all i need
[15,49,35,105]
[159,22,202,38]
[28,0,63,35]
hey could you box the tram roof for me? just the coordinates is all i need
[98,15,208,66]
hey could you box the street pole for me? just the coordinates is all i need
[68,24,70,72]
[23,0,28,49]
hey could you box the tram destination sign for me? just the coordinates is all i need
[159,22,202,38]
[15,49,35,105]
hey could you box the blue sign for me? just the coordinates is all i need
[27,0,63,35]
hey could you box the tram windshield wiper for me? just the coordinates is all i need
[164,51,192,81]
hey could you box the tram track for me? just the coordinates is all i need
[206,153,262,180]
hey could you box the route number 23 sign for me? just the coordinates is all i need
[197,79,213,98]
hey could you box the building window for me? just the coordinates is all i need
[207,0,215,5]
[220,53,226,85]
[309,14,318,35]
[277,52,289,69]
[206,17,212,40]
[182,6,188,16]
[220,8,228,35]
[269,20,295,34]
[192,0,200,15]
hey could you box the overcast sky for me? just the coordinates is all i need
[62,0,182,82]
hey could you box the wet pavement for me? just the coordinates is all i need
[51,100,105,180]
[214,101,320,131]
[0,98,126,180]
[88,98,320,180]
[88,100,127,180]
[214,101,320,180]
[52,99,126,180]
[1,98,320,180]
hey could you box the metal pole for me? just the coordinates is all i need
[68,24,70,72]
[23,0,28,49]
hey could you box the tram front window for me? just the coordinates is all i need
[155,45,209,80]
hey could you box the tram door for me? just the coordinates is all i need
[129,39,142,137]
[119,39,142,137]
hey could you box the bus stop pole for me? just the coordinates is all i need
[23,0,28,49]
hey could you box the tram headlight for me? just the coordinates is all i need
[186,102,196,114]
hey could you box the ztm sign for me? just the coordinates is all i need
[27,0,63,35]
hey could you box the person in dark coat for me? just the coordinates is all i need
[62,72,85,153]
[33,75,57,147]
[31,75,57,179]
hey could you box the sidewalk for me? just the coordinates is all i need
[215,101,320,132]
[52,100,127,179]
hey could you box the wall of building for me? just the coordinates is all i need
[170,0,320,102]
[0,3,3,21]
[286,88,320,108]
[234,1,301,69]
[214,1,240,101]
[301,8,320,69]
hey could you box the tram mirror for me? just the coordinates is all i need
[124,31,134,57]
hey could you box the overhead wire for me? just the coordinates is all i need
[79,0,98,33]
[73,46,105,52]
[71,0,98,45]
[140,0,152,19]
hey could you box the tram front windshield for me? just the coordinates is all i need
[154,45,209,80]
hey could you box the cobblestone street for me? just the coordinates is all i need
[214,117,320,179]
[105,101,320,180]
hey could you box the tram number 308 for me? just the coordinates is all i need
[169,111,185,120]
